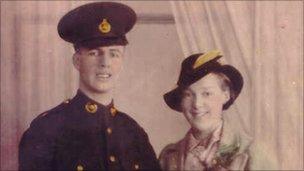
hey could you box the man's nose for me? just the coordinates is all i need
[99,53,111,68]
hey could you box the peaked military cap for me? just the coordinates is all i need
[164,50,244,112]
[57,2,137,49]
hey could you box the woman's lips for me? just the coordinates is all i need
[191,110,209,117]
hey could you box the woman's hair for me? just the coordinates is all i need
[212,72,236,105]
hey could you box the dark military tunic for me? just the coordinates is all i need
[19,90,160,171]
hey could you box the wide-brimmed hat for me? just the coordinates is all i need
[163,50,243,112]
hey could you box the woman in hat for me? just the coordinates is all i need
[159,50,252,171]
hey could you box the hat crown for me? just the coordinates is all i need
[57,2,137,48]
[177,52,222,86]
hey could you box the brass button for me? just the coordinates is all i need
[134,164,140,170]
[110,107,117,116]
[76,164,84,171]
[107,127,112,135]
[109,155,116,162]
[85,102,98,113]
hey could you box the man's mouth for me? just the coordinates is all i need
[96,73,112,79]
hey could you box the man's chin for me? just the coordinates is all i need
[81,85,114,94]
[92,86,113,93]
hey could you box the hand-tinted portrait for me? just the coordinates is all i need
[1,1,303,171]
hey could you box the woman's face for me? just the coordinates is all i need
[180,73,230,133]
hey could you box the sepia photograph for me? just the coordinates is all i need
[1,1,303,170]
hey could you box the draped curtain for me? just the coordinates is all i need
[170,1,303,170]
[1,1,85,170]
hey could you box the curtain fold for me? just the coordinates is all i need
[170,1,303,170]
[1,1,80,170]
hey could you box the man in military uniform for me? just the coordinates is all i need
[19,2,160,171]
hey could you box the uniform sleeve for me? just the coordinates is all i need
[137,128,161,171]
[19,119,55,171]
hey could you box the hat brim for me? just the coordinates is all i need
[218,65,243,110]
[163,65,243,112]
[163,87,184,112]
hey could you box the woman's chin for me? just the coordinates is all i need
[192,117,222,133]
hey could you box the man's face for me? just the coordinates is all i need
[180,73,230,133]
[73,45,125,94]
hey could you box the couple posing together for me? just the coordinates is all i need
[19,2,251,171]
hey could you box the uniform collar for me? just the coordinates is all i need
[70,89,115,115]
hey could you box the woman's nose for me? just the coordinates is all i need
[193,96,204,109]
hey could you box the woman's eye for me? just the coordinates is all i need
[202,92,211,97]
[183,91,192,98]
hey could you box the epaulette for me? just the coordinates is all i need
[34,98,71,121]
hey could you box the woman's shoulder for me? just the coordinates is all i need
[216,118,253,170]
[159,140,181,160]
[159,140,182,171]
[220,117,253,154]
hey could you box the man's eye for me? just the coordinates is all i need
[110,52,120,58]
[88,50,99,56]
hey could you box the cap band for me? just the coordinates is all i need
[74,36,128,50]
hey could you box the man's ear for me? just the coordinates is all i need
[223,89,230,104]
[72,53,80,70]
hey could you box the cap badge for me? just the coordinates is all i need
[99,19,111,33]
[193,50,222,69]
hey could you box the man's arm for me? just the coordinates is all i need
[137,128,161,171]
[19,119,54,171]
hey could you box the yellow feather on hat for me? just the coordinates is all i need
[193,50,222,69]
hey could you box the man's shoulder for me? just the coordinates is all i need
[29,101,70,129]
[115,110,141,127]
[114,110,149,136]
